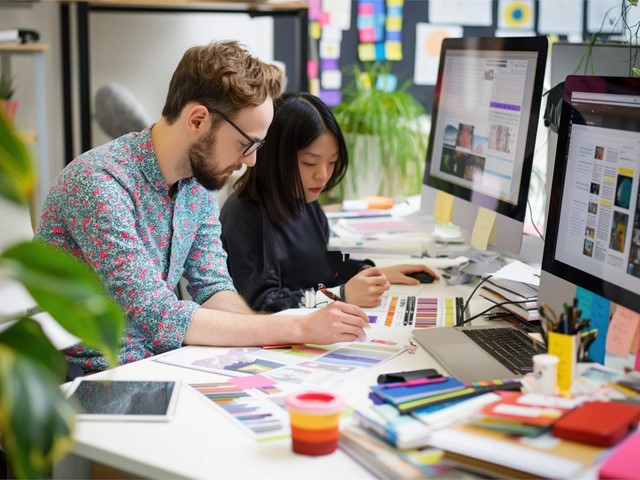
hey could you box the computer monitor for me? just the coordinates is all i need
[421,36,548,255]
[540,75,640,367]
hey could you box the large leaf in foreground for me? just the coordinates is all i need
[1,241,125,366]
[0,322,76,479]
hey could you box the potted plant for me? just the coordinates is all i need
[0,112,125,478]
[331,62,429,201]
[0,73,17,125]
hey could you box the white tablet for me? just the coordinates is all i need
[66,378,180,422]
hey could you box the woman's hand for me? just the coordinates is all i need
[302,302,369,343]
[379,264,440,284]
[344,267,390,307]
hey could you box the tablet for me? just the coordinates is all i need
[66,379,180,422]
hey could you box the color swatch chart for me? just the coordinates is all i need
[190,381,290,441]
[364,295,460,328]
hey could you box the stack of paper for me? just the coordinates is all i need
[479,261,540,322]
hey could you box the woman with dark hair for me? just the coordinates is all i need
[220,92,438,313]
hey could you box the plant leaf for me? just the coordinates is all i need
[0,112,35,204]
[0,241,125,367]
[0,341,76,479]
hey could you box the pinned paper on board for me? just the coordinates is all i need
[433,190,454,225]
[498,0,535,30]
[470,207,496,251]
[414,24,463,85]
[428,0,492,26]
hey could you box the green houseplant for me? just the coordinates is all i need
[331,62,428,201]
[0,112,125,478]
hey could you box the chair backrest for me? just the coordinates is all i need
[0,197,33,251]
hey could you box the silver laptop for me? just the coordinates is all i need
[411,325,545,382]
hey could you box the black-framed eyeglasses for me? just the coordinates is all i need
[209,108,265,157]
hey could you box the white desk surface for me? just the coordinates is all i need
[54,259,488,479]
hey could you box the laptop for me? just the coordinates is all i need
[411,324,545,382]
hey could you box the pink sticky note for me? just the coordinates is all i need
[636,334,640,371]
[606,306,640,358]
[230,374,275,390]
[318,11,330,27]
[359,27,376,43]
[307,59,319,78]
[358,2,374,15]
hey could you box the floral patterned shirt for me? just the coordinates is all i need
[35,127,236,372]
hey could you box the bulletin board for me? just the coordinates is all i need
[285,0,631,113]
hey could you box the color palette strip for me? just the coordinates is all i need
[190,382,289,441]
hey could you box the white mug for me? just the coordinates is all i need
[532,354,559,394]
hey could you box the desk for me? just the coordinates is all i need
[53,269,481,479]
[59,0,309,160]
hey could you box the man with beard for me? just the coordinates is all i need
[36,41,369,376]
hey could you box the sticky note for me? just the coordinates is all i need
[386,16,403,31]
[358,43,375,62]
[385,41,403,61]
[470,207,496,250]
[433,190,454,224]
[307,59,319,78]
[606,306,640,358]
[321,69,342,89]
[309,21,322,39]
[548,331,578,392]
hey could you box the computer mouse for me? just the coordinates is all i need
[407,271,436,283]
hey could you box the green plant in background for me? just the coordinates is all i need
[332,62,428,201]
[0,73,14,100]
[575,0,640,76]
[0,113,125,478]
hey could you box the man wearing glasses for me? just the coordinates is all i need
[36,41,369,376]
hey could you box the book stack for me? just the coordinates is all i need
[369,376,521,414]
[469,391,577,437]
[479,276,540,322]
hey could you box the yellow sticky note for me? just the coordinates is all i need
[606,305,640,358]
[547,332,578,393]
[470,207,496,250]
[309,21,321,40]
[433,190,454,224]
[387,0,404,6]
[308,77,320,97]
[358,43,375,62]
[385,41,403,61]
[386,16,403,31]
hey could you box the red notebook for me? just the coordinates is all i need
[552,402,640,447]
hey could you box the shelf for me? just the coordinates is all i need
[0,44,50,53]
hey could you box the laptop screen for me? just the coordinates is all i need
[542,75,640,313]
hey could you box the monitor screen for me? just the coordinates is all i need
[421,36,548,255]
[541,75,640,316]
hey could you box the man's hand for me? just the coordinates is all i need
[302,302,369,343]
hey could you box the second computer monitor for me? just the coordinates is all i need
[421,36,548,255]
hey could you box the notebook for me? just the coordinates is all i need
[411,325,545,382]
[364,294,463,328]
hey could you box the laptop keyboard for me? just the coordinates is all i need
[460,327,546,375]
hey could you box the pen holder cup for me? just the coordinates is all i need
[285,390,344,456]
[547,332,579,393]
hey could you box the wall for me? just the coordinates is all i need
[0,1,274,208]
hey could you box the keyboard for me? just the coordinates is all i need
[364,295,463,328]
[460,327,546,375]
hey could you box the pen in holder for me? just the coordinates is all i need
[541,299,597,392]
